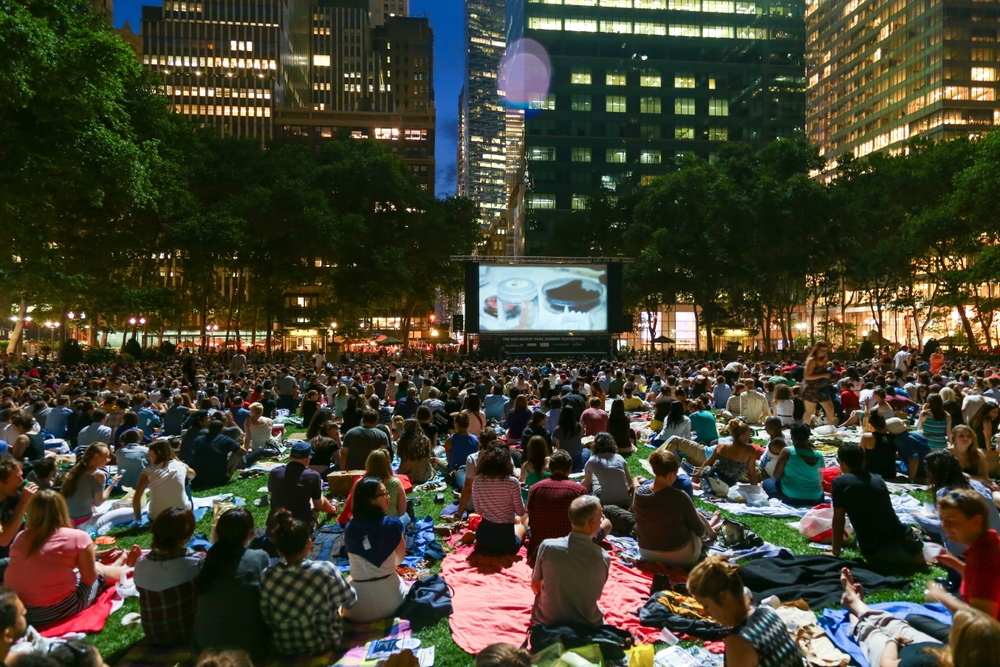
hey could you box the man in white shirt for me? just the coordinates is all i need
[312,350,326,372]
[893,346,912,373]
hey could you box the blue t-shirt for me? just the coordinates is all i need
[449,433,479,472]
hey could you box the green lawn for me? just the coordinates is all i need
[91,432,943,666]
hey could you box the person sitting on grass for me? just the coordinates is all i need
[3,490,139,628]
[933,488,1000,620]
[260,509,357,657]
[688,556,805,667]
[758,417,788,479]
[518,435,550,501]
[762,422,824,508]
[344,477,407,623]
[396,418,436,485]
[524,450,588,565]
[694,420,760,491]
[831,442,925,573]
[530,495,610,628]
[582,433,634,510]
[190,420,246,491]
[114,429,149,489]
[474,644,531,667]
[193,508,270,662]
[0,588,27,665]
[266,441,336,531]
[133,508,201,645]
[60,443,121,526]
[472,444,526,557]
[134,439,195,524]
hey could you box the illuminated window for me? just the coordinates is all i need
[405,129,427,140]
[374,127,399,140]
[972,67,996,81]
[528,17,562,30]
[634,23,666,35]
[606,95,627,112]
[606,149,627,163]
[529,195,557,209]
[572,196,588,210]
[572,147,592,162]
[640,97,661,113]
[571,94,592,111]
[571,69,593,84]
[600,21,632,33]
[709,78,717,89]
[640,150,662,164]
[669,0,699,9]
[675,98,696,114]
[565,19,598,31]
[708,127,728,141]
[529,146,556,161]
[736,27,767,38]
[640,71,662,87]
[669,24,700,36]
[564,0,598,4]
[313,55,331,67]
[675,126,694,139]
[606,73,627,86]
[674,74,695,88]
[635,0,667,7]
[709,98,728,116]
[972,87,996,101]
[703,26,734,38]
[736,1,757,12]
[600,0,632,6]
[528,94,557,110]
[703,0,734,10]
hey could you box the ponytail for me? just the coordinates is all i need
[196,507,254,593]
[61,443,108,499]
[268,508,310,558]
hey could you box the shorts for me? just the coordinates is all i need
[25,573,105,628]
[475,519,521,556]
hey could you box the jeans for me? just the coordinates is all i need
[571,448,591,473]
[762,477,823,508]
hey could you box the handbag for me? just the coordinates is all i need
[394,574,453,631]
[524,623,634,661]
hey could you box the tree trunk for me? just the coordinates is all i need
[251,302,259,346]
[840,276,849,350]
[200,288,210,354]
[810,294,818,347]
[693,304,701,352]
[958,304,978,350]
[7,299,28,356]
[266,312,273,361]
[401,299,418,348]
[224,272,236,350]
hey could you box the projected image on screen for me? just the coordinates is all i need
[479,265,608,332]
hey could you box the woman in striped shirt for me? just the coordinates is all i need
[472,444,525,556]
[917,393,952,450]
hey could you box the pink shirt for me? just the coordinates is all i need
[579,408,609,436]
[5,527,93,608]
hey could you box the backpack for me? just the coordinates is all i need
[394,574,453,631]
[524,623,634,661]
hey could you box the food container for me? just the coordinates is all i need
[541,277,605,314]
[496,278,538,329]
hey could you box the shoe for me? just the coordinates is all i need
[254,493,270,508]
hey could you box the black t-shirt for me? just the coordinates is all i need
[653,396,676,421]
[267,462,321,528]
[865,433,897,479]
[444,398,463,415]
[898,642,942,667]
[420,422,441,444]
[0,491,23,559]
[191,434,241,489]
[831,471,907,556]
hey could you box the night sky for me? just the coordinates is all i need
[113,0,465,198]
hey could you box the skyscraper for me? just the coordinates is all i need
[370,0,409,26]
[806,0,1000,168]
[141,0,281,142]
[507,0,806,254]
[458,0,510,224]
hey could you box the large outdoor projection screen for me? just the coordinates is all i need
[473,264,609,333]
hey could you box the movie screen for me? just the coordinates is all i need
[478,264,608,332]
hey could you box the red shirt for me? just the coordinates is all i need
[840,391,860,413]
[961,529,1000,619]
[579,408,609,436]
[526,475,586,561]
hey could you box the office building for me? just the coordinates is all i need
[141,0,280,142]
[806,0,1000,168]
[507,0,806,254]
[371,0,409,26]
[458,0,510,224]
[274,3,435,192]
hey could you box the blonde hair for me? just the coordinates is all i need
[364,449,393,482]
[932,607,1000,667]
[249,402,264,416]
[687,555,744,605]
[62,443,109,499]
[25,490,72,556]
[939,386,957,403]
[952,424,985,471]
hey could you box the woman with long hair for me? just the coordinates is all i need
[772,383,795,426]
[925,449,1000,568]
[517,435,550,499]
[133,439,195,522]
[472,445,525,556]
[462,393,486,437]
[695,420,761,490]
[606,398,636,455]
[918,393,952,450]
[363,450,407,520]
[260,509,356,657]
[4,490,138,627]
[309,420,341,473]
[801,340,837,424]
[968,402,999,453]
[62,443,121,525]
[553,405,587,471]
[657,400,693,442]
[133,508,200,645]
[583,432,634,509]
[519,410,551,449]
[332,384,349,418]
[949,424,989,482]
[344,477,408,622]
[505,394,532,444]
[342,394,365,432]
[396,418,435,484]
[193,507,270,660]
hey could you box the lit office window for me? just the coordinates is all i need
[571,69,593,84]
[972,67,996,81]
[313,55,331,66]
[674,74,695,88]
[634,23,666,35]
[571,94,592,111]
[528,94,557,110]
[529,196,557,209]
[641,71,662,87]
[374,127,399,139]
[606,149,627,163]
[640,97,661,113]
[635,0,667,7]
[606,73,627,86]
[703,0,734,11]
[640,150,662,164]
[528,17,562,30]
[736,27,767,38]
[565,0,598,4]
[675,98,696,115]
[572,196,588,210]
[709,127,728,141]
[669,24,700,36]
[736,1,757,12]
[709,98,729,116]
[600,0,632,6]
[600,21,632,33]
[529,147,556,161]
[572,147,592,162]
[565,19,598,31]
[669,0,700,9]
[606,95,627,112]
[703,26,734,38]
[972,87,996,101]
[675,126,695,139]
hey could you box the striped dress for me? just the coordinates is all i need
[922,416,949,449]
[735,606,806,667]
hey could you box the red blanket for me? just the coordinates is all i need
[442,543,659,655]
[38,586,117,638]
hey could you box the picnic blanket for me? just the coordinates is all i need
[309,517,444,572]
[113,618,411,667]
[709,499,814,518]
[818,603,951,667]
[441,542,659,655]
[39,586,121,638]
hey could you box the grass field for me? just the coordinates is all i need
[90,429,944,666]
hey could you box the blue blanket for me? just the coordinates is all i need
[307,516,445,571]
[818,602,952,667]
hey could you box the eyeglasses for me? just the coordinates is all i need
[374,492,388,499]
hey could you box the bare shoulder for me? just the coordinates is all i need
[725,634,759,667]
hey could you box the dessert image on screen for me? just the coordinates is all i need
[479,265,608,332]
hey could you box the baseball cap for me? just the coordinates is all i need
[290,441,313,458]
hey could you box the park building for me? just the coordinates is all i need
[505,0,808,255]
[806,0,1000,170]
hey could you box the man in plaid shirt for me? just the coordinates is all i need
[526,450,588,565]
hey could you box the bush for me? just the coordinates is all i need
[58,339,84,366]
[82,346,118,366]
[122,338,143,360]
